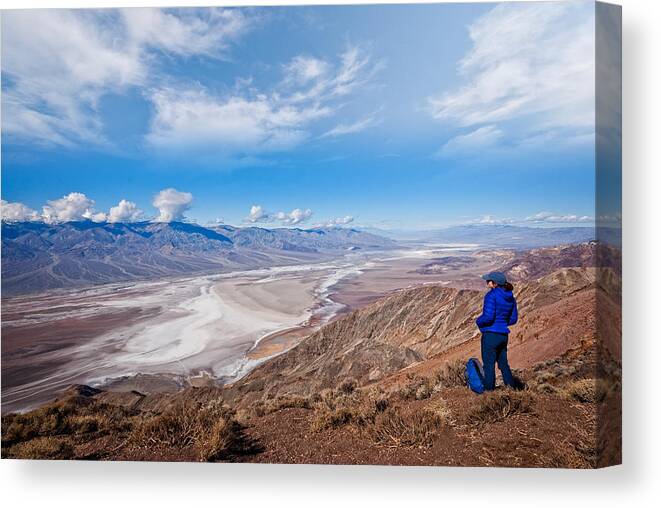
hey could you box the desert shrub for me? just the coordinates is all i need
[310,388,389,432]
[415,383,432,400]
[338,378,357,395]
[565,378,607,403]
[234,409,251,424]
[66,415,103,434]
[198,417,245,462]
[466,390,535,425]
[311,407,356,432]
[132,398,252,461]
[535,372,555,384]
[530,382,565,396]
[8,437,74,460]
[265,394,312,413]
[250,401,267,417]
[133,399,233,447]
[366,407,442,448]
[397,384,416,400]
[433,360,466,389]
[424,399,454,426]
[373,395,389,413]
[397,376,434,400]
[2,397,134,447]
[2,404,73,444]
[318,388,340,409]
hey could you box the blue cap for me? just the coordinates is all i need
[482,271,508,285]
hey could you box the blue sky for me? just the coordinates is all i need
[1,2,601,229]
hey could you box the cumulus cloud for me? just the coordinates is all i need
[428,2,595,150]
[246,205,269,223]
[1,200,40,222]
[146,46,382,157]
[107,199,145,223]
[152,188,193,222]
[0,8,253,148]
[470,215,515,225]
[41,192,106,223]
[524,211,593,224]
[275,208,313,225]
[317,215,355,228]
[247,206,313,226]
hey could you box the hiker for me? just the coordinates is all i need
[475,271,519,391]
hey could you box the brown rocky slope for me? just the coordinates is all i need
[226,266,613,406]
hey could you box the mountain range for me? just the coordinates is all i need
[363,224,596,248]
[0,221,396,295]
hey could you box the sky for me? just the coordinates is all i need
[1,2,604,230]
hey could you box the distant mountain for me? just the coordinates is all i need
[381,224,596,248]
[210,225,395,252]
[1,221,396,295]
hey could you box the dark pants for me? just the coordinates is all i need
[481,332,515,391]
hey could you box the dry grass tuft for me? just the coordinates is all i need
[310,407,356,432]
[198,417,246,462]
[564,378,607,404]
[433,360,466,389]
[1,397,132,450]
[7,437,74,460]
[466,390,535,425]
[132,398,252,461]
[265,394,313,413]
[310,387,389,432]
[338,378,358,395]
[424,399,455,426]
[366,407,443,448]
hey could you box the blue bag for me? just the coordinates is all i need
[465,357,485,394]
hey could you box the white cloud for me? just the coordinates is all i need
[317,215,354,228]
[246,205,269,223]
[428,2,595,149]
[283,56,330,84]
[107,199,145,223]
[146,46,382,157]
[121,8,252,58]
[277,208,313,225]
[1,200,40,222]
[524,211,593,224]
[285,46,383,103]
[321,115,378,139]
[243,205,314,226]
[146,88,329,154]
[439,125,504,157]
[1,8,252,148]
[152,188,193,222]
[41,192,105,223]
[470,215,515,225]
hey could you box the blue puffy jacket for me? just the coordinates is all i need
[476,286,518,334]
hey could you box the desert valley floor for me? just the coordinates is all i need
[1,244,503,413]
